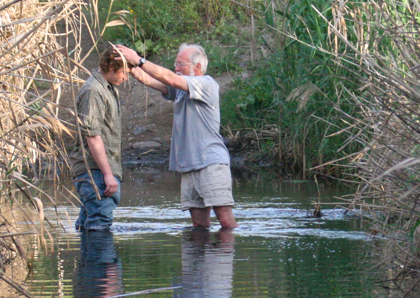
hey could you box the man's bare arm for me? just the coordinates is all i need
[130,66,168,94]
[115,45,188,92]
[86,135,118,197]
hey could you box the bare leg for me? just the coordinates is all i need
[189,207,211,228]
[213,206,238,229]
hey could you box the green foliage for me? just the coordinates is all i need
[204,41,244,76]
[96,0,249,74]
[96,0,388,176]
[221,0,364,173]
[99,0,247,57]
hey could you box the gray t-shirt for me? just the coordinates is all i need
[164,75,230,172]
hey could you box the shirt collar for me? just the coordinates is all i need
[92,69,110,87]
[92,69,118,97]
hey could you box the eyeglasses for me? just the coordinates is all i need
[174,62,193,67]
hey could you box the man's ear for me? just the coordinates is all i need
[194,63,201,74]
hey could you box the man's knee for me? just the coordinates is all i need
[189,207,211,227]
[213,206,238,228]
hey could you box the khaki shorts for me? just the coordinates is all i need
[181,164,235,211]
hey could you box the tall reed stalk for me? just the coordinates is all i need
[0,0,124,295]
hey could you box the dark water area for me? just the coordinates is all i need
[27,165,394,297]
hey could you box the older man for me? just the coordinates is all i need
[116,43,238,228]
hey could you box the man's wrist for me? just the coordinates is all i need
[136,56,146,68]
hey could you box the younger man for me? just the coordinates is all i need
[70,47,130,231]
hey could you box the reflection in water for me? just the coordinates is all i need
[73,231,124,298]
[174,228,235,298]
[29,169,391,297]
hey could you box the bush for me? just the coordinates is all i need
[221,0,364,174]
[99,0,247,67]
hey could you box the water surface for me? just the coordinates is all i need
[27,166,391,297]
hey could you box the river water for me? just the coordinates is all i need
[26,165,394,297]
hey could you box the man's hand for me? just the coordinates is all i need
[85,135,119,197]
[104,173,119,197]
[114,45,140,66]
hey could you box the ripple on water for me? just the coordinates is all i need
[42,205,369,241]
[29,172,391,298]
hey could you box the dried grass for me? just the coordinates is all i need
[0,0,110,295]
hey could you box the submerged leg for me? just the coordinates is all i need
[213,206,238,229]
[189,207,211,228]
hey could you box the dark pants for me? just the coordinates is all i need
[74,170,121,231]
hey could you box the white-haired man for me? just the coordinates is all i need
[115,43,238,229]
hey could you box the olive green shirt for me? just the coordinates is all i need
[70,70,122,180]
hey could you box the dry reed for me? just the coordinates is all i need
[0,0,118,295]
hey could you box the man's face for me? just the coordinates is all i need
[105,67,129,86]
[174,49,197,76]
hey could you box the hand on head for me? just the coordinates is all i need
[113,45,139,66]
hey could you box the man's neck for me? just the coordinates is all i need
[99,69,112,85]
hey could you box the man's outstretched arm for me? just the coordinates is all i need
[130,66,168,94]
[114,45,188,92]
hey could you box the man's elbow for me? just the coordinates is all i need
[166,77,188,91]
[165,77,179,88]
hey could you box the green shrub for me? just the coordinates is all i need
[221,0,365,173]
[99,0,247,57]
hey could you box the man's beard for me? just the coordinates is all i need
[175,66,195,76]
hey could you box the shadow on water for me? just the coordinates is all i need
[26,166,398,297]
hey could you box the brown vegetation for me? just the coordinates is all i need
[0,0,97,295]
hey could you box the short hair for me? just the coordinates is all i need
[99,47,131,73]
[179,43,208,74]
